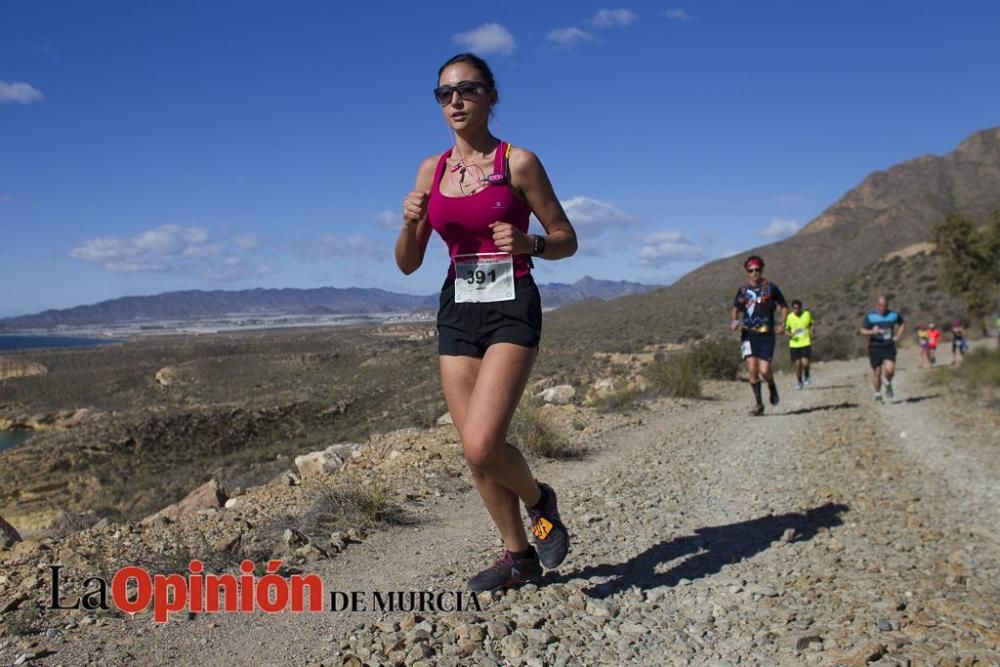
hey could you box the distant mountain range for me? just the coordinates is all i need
[0,277,657,330]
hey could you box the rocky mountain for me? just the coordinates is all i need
[548,127,1000,348]
[1,277,656,329]
[673,126,1000,293]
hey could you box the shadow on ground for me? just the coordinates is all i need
[778,401,859,416]
[801,384,854,391]
[562,503,849,599]
[891,394,940,405]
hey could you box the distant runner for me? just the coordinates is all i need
[730,255,789,416]
[916,323,930,369]
[783,299,814,390]
[950,319,968,366]
[926,322,941,365]
[859,295,905,402]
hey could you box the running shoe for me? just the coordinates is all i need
[467,547,542,592]
[527,482,570,569]
[885,383,894,399]
[751,403,765,417]
[769,385,780,406]
[794,382,803,391]
[803,377,812,386]
[875,393,883,403]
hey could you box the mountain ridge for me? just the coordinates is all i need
[1,276,657,329]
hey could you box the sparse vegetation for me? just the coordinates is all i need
[589,385,641,413]
[300,477,404,535]
[934,211,1000,332]
[509,397,573,458]
[0,603,36,637]
[644,355,702,399]
[931,348,1000,406]
[689,339,742,381]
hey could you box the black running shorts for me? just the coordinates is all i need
[740,331,775,361]
[789,346,812,362]
[437,275,542,358]
[868,345,896,369]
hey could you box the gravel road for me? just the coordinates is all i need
[4,346,997,666]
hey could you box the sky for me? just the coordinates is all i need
[2,1,999,317]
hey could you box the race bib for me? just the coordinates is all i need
[878,328,892,341]
[740,340,752,358]
[453,253,515,303]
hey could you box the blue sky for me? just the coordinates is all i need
[2,1,999,317]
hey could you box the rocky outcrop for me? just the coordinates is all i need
[0,514,22,548]
[537,384,576,404]
[0,357,48,381]
[141,479,228,524]
[294,444,360,478]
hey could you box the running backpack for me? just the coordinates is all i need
[737,280,772,307]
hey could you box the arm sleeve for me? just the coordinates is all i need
[733,289,744,310]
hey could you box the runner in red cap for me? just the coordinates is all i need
[730,255,789,415]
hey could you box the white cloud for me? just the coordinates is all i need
[453,23,516,55]
[234,233,261,250]
[547,27,592,45]
[592,9,637,28]
[639,230,704,267]
[70,224,269,281]
[0,81,44,104]
[760,218,801,239]
[664,9,691,21]
[560,196,633,229]
[374,210,399,230]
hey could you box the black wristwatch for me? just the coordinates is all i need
[532,234,547,257]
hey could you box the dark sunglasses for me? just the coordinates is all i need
[433,80,490,105]
[746,267,762,273]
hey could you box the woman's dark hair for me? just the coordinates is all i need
[438,53,498,101]
[791,299,803,308]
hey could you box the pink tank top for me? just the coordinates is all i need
[426,140,533,281]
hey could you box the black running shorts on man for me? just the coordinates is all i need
[868,346,896,369]
[437,275,542,357]
[863,308,903,370]
[790,346,812,362]
[740,331,775,361]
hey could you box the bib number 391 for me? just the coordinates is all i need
[454,253,516,303]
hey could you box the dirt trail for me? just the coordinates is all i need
[3,345,998,666]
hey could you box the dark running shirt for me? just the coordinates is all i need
[733,281,787,331]
[863,310,904,348]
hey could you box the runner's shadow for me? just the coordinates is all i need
[803,384,853,391]
[891,394,940,405]
[557,503,848,599]
[779,402,859,416]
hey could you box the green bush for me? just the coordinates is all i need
[644,355,702,398]
[509,398,573,458]
[812,332,860,361]
[689,339,742,381]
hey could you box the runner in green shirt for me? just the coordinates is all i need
[783,300,814,390]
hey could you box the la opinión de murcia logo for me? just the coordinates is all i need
[47,560,482,623]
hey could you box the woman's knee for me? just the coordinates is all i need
[463,436,503,469]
